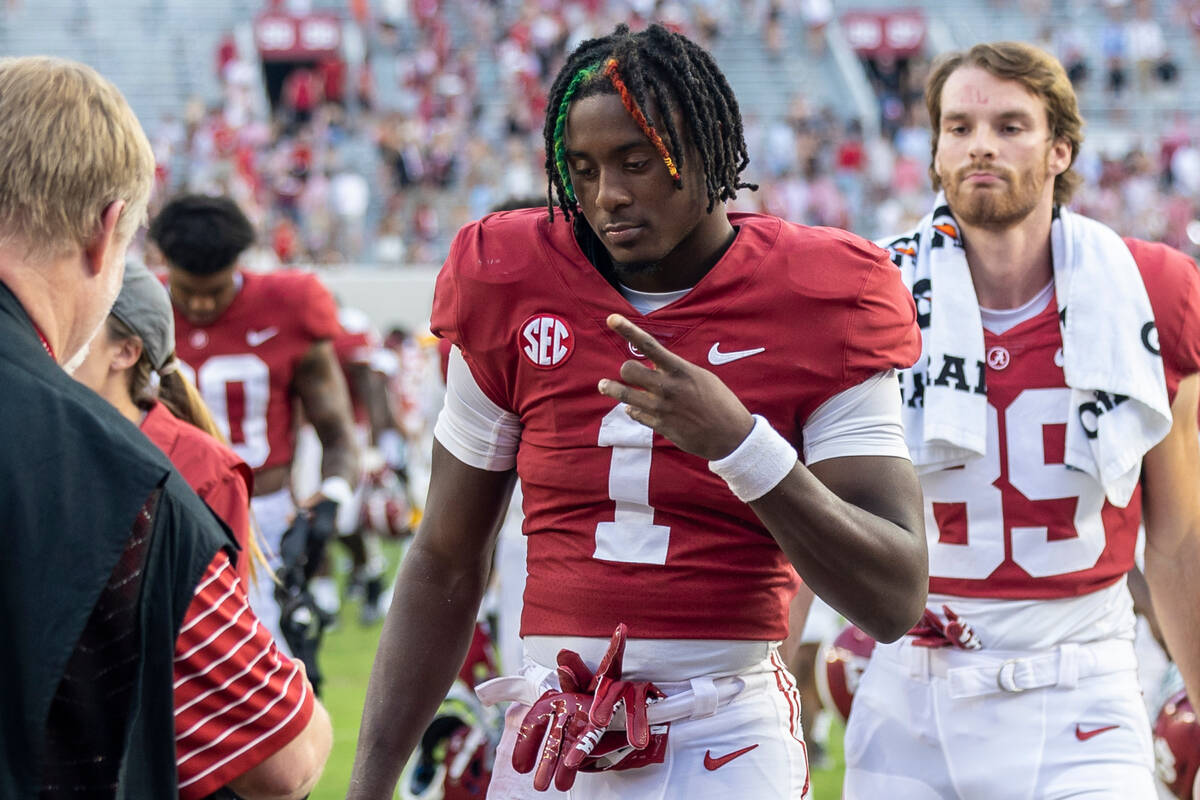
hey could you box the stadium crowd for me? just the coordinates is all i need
[135,0,1200,271]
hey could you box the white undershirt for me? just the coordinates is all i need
[619,283,692,315]
[434,346,910,471]
[979,280,1055,335]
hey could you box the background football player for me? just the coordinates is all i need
[846,42,1200,798]
[150,193,360,663]
[293,303,411,625]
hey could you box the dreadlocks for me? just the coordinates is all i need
[542,23,757,222]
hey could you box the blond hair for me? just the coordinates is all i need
[925,41,1084,206]
[0,56,155,262]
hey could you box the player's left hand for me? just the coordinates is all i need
[512,682,594,791]
[598,314,755,461]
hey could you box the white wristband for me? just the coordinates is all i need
[319,475,355,508]
[708,415,799,502]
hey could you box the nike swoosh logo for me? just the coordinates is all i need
[246,327,279,346]
[703,744,758,771]
[708,343,765,365]
[1075,724,1119,741]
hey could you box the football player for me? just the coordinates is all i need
[845,42,1200,798]
[349,24,927,799]
[330,305,409,624]
[815,623,877,724]
[150,194,360,657]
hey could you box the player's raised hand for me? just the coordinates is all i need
[598,314,755,461]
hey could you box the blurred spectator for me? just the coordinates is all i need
[282,67,322,129]
[131,0,1200,269]
[802,0,833,54]
[1127,0,1166,92]
[1101,6,1130,97]
[215,32,238,82]
[331,165,371,261]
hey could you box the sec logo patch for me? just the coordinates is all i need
[520,314,574,368]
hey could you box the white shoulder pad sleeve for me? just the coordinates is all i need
[433,346,522,471]
[802,370,911,464]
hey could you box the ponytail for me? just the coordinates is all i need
[158,368,272,583]
[158,369,224,440]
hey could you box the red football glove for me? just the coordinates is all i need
[909,605,983,650]
[511,623,665,792]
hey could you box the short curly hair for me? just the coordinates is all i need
[149,194,256,275]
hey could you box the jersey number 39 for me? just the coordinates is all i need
[923,387,1107,581]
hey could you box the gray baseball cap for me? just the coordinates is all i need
[110,259,175,372]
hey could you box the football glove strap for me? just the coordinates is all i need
[275,499,339,695]
[511,623,667,792]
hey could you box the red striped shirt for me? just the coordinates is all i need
[174,552,313,799]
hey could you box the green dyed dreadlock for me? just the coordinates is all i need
[542,23,757,221]
[552,61,605,204]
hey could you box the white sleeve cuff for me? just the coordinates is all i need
[432,346,522,471]
[803,370,911,464]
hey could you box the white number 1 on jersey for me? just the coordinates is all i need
[594,403,671,565]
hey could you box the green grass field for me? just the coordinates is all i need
[308,595,848,800]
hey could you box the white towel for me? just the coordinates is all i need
[881,195,1172,507]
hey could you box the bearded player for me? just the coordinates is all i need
[150,193,360,654]
[349,24,928,799]
[844,42,1200,798]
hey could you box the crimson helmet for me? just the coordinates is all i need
[440,722,493,800]
[1155,689,1200,799]
[815,624,876,722]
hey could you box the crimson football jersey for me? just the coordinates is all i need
[173,271,341,471]
[922,239,1200,604]
[431,208,921,641]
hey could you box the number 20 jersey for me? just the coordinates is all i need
[918,239,1200,648]
[173,270,341,472]
[431,209,921,642]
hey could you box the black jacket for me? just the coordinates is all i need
[0,281,232,798]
